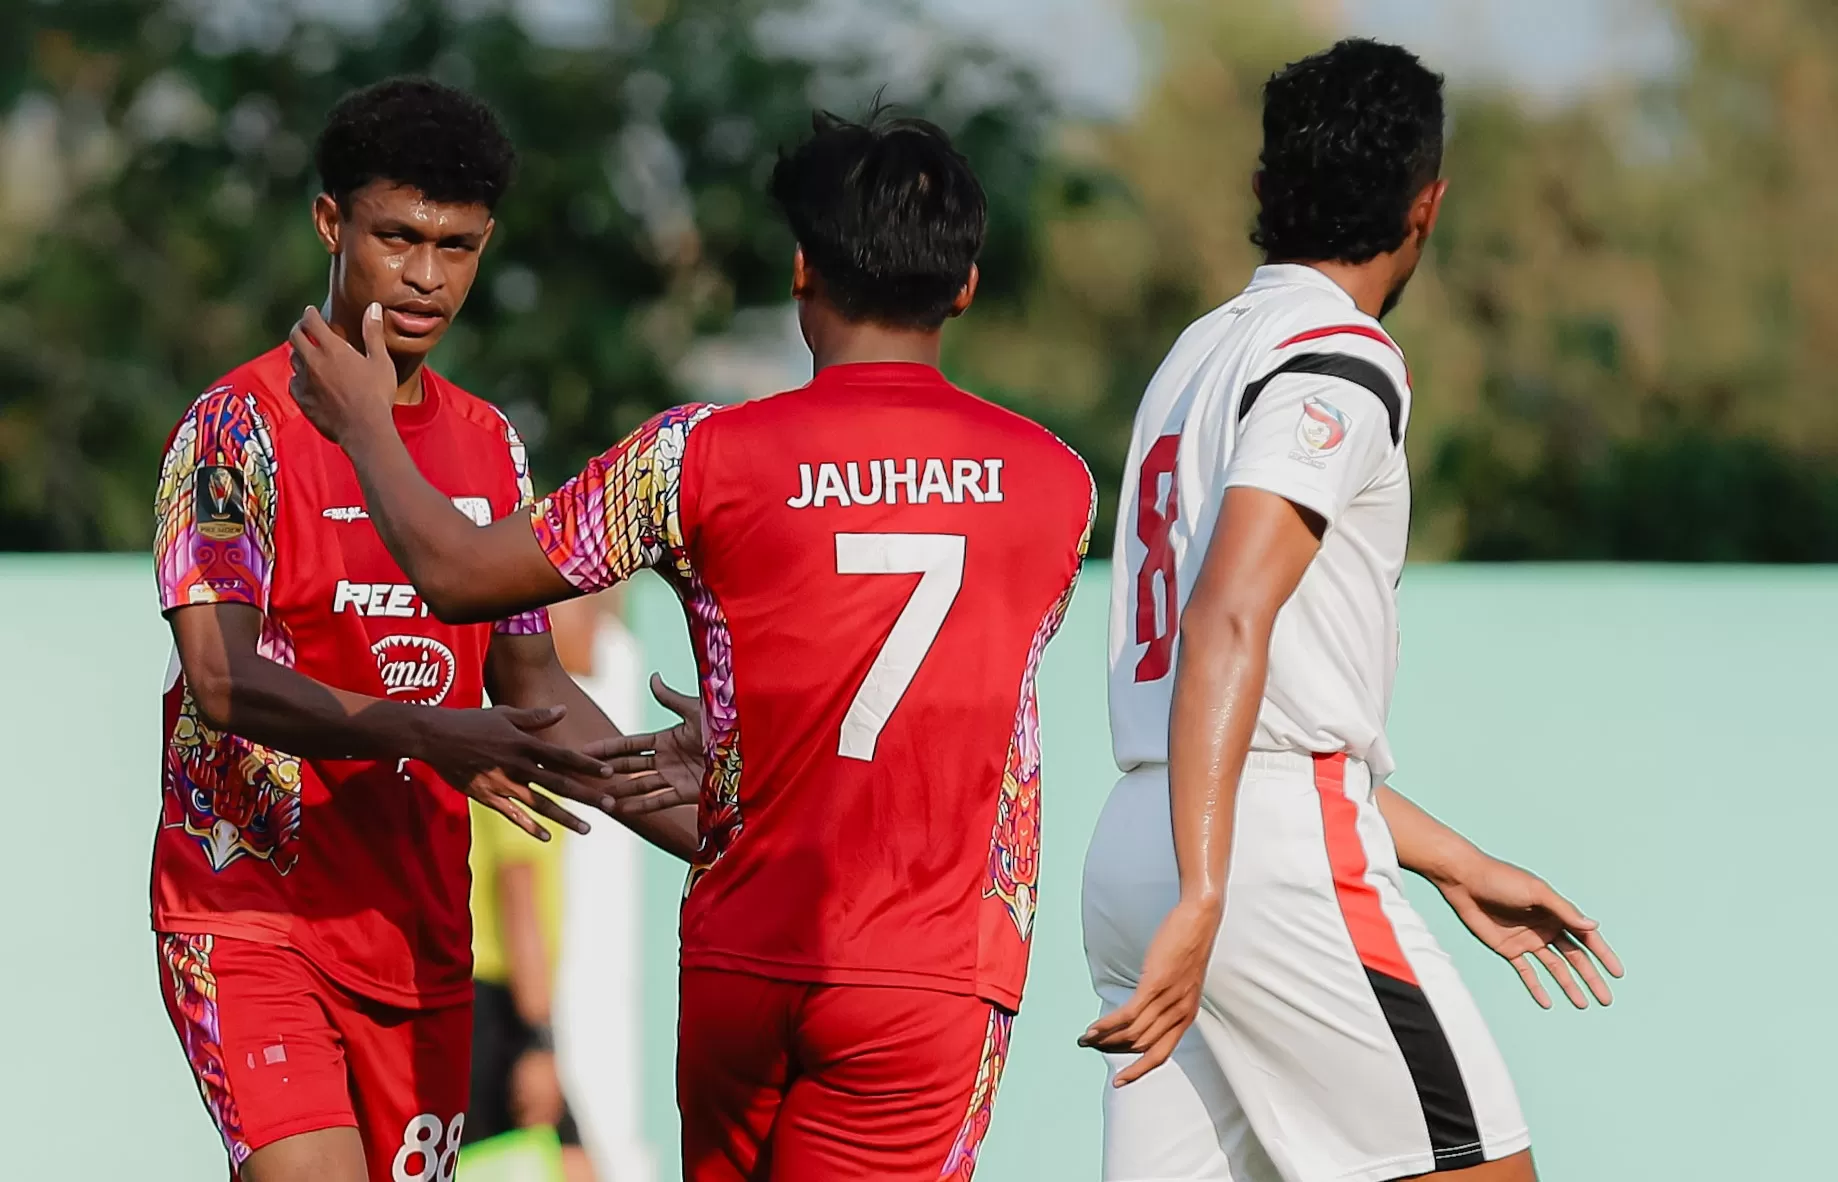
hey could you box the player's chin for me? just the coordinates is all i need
[385,323,447,358]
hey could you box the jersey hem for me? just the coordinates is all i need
[152,913,473,1011]
[159,587,262,615]
[680,949,1024,1009]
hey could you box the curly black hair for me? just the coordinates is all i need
[1252,39,1445,264]
[315,77,515,210]
[769,107,987,329]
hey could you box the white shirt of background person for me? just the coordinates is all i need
[552,589,657,1182]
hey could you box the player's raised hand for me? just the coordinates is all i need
[419,703,617,840]
[586,674,707,815]
[287,302,397,446]
[1436,855,1624,1010]
[1079,895,1221,1086]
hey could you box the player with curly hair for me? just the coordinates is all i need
[1079,40,1624,1182]
[150,77,697,1182]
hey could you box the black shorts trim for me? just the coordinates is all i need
[1363,968,1485,1173]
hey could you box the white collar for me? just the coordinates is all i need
[1247,263,1358,307]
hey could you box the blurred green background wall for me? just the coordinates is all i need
[2,555,1830,1179]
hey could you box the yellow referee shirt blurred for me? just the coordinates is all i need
[465,594,606,1181]
[469,798,566,987]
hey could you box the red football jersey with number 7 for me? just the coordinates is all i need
[533,362,1095,1009]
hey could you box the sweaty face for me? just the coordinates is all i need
[321,183,493,361]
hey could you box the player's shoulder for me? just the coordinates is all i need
[419,368,507,431]
[172,344,295,445]
[933,383,1096,516]
[1249,281,1410,391]
[973,389,1091,475]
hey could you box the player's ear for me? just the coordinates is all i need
[790,247,813,302]
[1252,170,1264,203]
[312,193,343,255]
[480,217,497,253]
[948,264,979,319]
[1412,179,1448,245]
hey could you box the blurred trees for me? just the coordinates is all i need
[0,0,1049,549]
[1403,0,1838,559]
[952,0,1838,560]
[6,0,1838,560]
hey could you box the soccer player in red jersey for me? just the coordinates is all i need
[153,79,695,1182]
[287,110,1098,1181]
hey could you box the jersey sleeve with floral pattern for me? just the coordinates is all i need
[155,386,279,613]
[491,410,552,635]
[530,403,719,592]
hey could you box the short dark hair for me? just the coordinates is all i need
[769,108,987,329]
[1252,39,1445,264]
[315,77,516,211]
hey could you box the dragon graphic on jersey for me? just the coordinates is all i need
[160,934,253,1166]
[682,579,742,897]
[155,386,304,873]
[165,687,305,873]
[939,1008,1013,1180]
[986,478,1094,940]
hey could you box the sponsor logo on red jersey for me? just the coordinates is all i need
[370,635,456,705]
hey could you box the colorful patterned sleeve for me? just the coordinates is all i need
[154,386,279,613]
[491,411,552,636]
[530,403,720,594]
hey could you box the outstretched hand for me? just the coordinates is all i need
[1437,855,1624,1009]
[422,703,615,841]
[288,303,397,446]
[586,674,707,815]
[1078,895,1221,1087]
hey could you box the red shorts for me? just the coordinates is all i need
[156,932,470,1181]
[678,968,1013,1181]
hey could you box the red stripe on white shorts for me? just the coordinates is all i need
[1313,753,1419,986]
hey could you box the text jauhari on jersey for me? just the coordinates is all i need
[787,459,1005,508]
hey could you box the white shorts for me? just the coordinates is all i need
[1081,752,1530,1182]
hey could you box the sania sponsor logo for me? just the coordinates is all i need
[369,635,456,706]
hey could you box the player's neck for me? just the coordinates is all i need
[808,325,944,375]
[1278,259,1399,322]
[321,299,428,405]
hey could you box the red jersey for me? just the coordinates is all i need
[151,344,548,1009]
[533,362,1095,1009]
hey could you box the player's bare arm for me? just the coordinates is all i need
[1377,786,1624,1009]
[286,303,572,623]
[172,600,611,839]
[1082,486,1323,1085]
[483,632,700,861]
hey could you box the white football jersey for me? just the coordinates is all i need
[1107,264,1412,779]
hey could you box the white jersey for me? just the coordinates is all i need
[1107,263,1412,779]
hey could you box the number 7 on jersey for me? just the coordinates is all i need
[834,532,966,762]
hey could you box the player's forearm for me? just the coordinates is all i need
[340,426,502,622]
[1167,610,1269,908]
[1375,785,1485,888]
[207,650,436,762]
